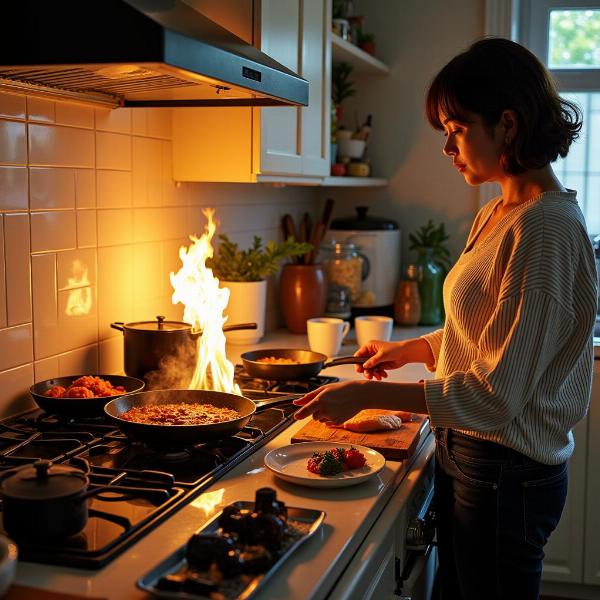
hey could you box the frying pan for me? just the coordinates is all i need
[104,389,256,447]
[241,348,365,381]
[29,375,146,418]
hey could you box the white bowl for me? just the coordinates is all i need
[337,138,366,159]
[0,535,17,596]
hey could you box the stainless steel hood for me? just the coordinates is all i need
[0,0,308,109]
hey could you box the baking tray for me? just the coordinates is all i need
[137,501,325,599]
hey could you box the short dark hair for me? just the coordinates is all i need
[425,37,582,175]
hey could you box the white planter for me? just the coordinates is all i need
[222,280,267,345]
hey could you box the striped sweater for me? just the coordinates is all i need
[422,190,597,464]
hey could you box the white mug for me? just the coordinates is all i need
[355,315,394,347]
[307,317,350,357]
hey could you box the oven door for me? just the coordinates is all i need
[328,434,436,600]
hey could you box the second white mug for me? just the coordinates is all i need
[355,315,394,347]
[307,317,350,357]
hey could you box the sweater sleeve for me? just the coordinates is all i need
[424,289,575,431]
[420,329,444,372]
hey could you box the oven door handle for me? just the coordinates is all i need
[395,543,435,599]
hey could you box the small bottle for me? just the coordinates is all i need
[394,264,421,326]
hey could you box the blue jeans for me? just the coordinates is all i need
[434,428,568,600]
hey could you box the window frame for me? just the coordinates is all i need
[519,0,600,90]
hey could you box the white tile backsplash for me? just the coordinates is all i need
[27,97,55,123]
[29,123,95,167]
[31,210,77,252]
[0,324,33,370]
[0,217,6,328]
[76,209,97,248]
[55,102,95,129]
[0,93,26,120]
[0,166,28,211]
[0,90,318,417]
[95,107,132,134]
[96,131,132,171]
[4,213,32,325]
[0,120,27,165]
[29,167,75,210]
[97,169,132,208]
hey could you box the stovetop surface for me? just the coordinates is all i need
[0,371,337,568]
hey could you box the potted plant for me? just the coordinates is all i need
[357,31,376,56]
[332,62,355,124]
[408,220,451,326]
[208,235,311,344]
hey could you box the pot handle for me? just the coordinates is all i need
[190,322,258,340]
[110,322,125,332]
[322,356,366,369]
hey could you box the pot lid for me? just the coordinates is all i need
[123,315,192,332]
[330,206,399,231]
[0,460,88,500]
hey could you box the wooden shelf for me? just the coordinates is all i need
[321,176,388,187]
[331,33,390,75]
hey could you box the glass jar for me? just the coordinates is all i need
[415,248,444,325]
[394,264,421,326]
[320,241,367,304]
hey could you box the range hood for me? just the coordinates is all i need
[0,0,308,109]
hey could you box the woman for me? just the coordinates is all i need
[293,38,597,599]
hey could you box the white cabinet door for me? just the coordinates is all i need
[299,0,330,176]
[541,417,587,583]
[173,0,328,182]
[584,359,600,584]
[257,0,303,175]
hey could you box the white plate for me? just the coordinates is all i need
[264,442,386,488]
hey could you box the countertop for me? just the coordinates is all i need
[14,326,437,600]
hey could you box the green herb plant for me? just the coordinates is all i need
[332,62,356,106]
[208,235,312,282]
[408,220,452,272]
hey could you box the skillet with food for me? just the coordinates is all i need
[241,349,366,381]
[104,389,256,447]
[30,374,145,417]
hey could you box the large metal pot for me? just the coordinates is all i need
[110,316,256,382]
[0,460,123,540]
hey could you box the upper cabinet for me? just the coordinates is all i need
[173,0,331,183]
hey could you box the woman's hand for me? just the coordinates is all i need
[292,380,370,425]
[354,340,411,379]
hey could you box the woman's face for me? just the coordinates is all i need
[440,111,506,186]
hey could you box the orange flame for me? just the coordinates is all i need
[65,260,92,316]
[170,209,240,395]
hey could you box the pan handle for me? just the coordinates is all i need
[322,356,366,369]
[110,322,125,332]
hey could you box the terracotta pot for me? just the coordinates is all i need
[279,264,327,334]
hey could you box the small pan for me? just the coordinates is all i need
[104,389,256,447]
[241,349,365,381]
[30,375,146,418]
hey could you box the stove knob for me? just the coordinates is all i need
[406,517,435,547]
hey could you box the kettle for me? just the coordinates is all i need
[325,207,401,314]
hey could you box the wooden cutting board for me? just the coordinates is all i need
[291,414,429,460]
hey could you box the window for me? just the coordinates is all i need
[520,1,600,235]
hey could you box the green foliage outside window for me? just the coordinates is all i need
[549,10,600,68]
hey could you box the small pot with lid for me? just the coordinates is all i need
[111,316,256,383]
[0,460,120,540]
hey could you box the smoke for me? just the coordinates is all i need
[144,340,196,390]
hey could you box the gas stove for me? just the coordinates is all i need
[0,372,337,569]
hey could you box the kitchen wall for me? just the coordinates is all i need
[323,0,485,264]
[0,93,318,417]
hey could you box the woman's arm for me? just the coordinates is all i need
[293,379,427,424]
